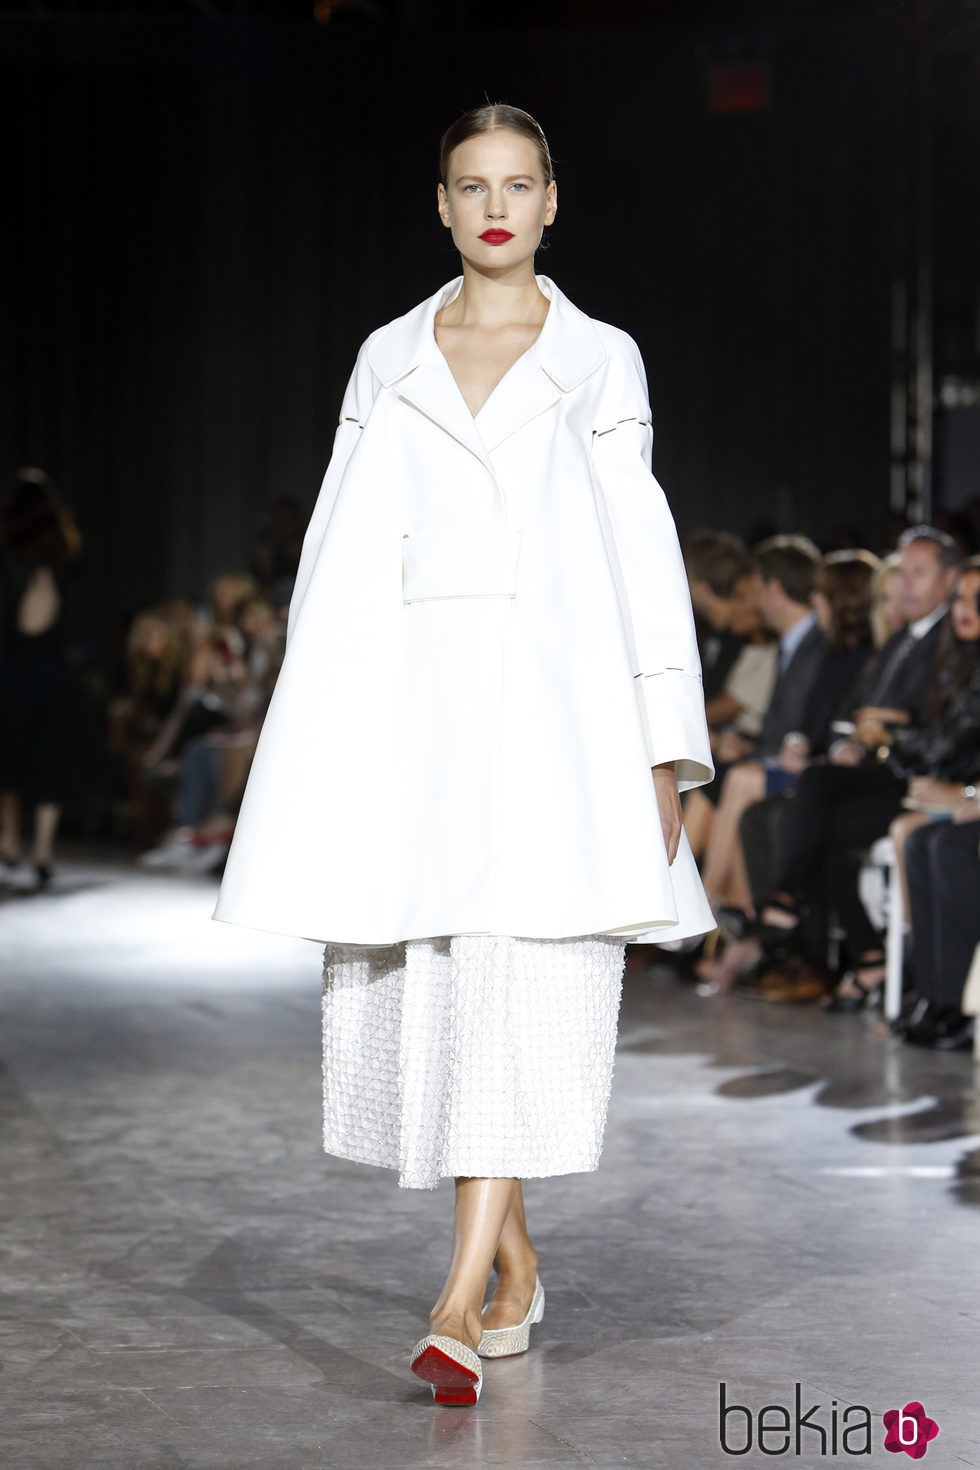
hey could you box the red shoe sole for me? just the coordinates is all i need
[411,1345,480,1405]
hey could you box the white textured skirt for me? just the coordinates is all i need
[321,933,627,1190]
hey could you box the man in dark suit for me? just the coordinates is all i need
[695,536,825,917]
[742,526,958,1003]
[751,536,827,758]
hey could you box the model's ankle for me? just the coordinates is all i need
[493,1244,538,1284]
[427,1301,484,1350]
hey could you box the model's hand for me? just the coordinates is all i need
[652,762,681,866]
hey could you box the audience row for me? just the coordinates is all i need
[680,526,980,1052]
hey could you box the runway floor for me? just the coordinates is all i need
[1,843,978,1469]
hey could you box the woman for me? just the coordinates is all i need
[0,468,101,889]
[884,556,980,971]
[212,104,714,1405]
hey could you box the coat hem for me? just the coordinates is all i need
[214,907,708,947]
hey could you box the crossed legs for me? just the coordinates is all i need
[429,1176,539,1350]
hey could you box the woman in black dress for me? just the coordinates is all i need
[0,468,97,889]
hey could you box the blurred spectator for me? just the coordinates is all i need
[0,468,103,890]
[138,591,282,871]
[870,552,905,648]
[683,529,752,701]
[106,607,185,844]
[885,556,980,936]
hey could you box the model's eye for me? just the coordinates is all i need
[462,184,481,193]
[511,183,528,191]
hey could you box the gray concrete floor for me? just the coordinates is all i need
[1,844,978,1470]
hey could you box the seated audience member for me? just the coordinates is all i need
[896,805,980,1050]
[138,574,256,775]
[706,573,778,746]
[139,594,283,871]
[871,552,906,648]
[886,557,980,927]
[684,529,753,701]
[684,562,778,860]
[753,528,963,1008]
[686,534,823,923]
[106,607,185,843]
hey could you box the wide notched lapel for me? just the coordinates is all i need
[365,274,607,466]
[470,351,562,453]
[387,356,494,469]
[367,276,490,469]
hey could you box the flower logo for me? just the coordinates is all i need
[883,1401,940,1458]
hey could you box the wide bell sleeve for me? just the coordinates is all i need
[285,335,379,644]
[589,333,714,792]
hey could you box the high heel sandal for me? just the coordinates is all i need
[476,1275,544,1358]
[410,1333,483,1405]
[822,962,886,1013]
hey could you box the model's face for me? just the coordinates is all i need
[899,541,955,622]
[437,130,556,267]
[952,569,980,641]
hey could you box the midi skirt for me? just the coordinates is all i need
[321,933,627,1189]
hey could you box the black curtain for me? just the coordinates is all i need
[3,13,906,658]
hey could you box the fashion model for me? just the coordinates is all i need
[212,102,714,1406]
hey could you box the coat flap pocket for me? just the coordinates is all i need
[402,529,521,603]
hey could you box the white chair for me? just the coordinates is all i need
[859,835,906,1021]
[961,942,980,1060]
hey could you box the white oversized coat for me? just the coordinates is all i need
[212,273,716,946]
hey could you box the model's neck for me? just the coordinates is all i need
[443,267,549,328]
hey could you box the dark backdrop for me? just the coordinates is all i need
[2,9,959,653]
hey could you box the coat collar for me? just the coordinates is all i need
[365,274,606,462]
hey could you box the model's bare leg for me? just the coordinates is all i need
[0,791,20,861]
[482,1180,539,1328]
[31,803,61,868]
[429,1176,519,1349]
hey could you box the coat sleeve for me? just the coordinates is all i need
[588,330,714,792]
[285,335,379,645]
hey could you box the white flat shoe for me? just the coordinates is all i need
[410,1332,483,1405]
[476,1275,545,1358]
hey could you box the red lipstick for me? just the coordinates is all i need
[479,229,514,243]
